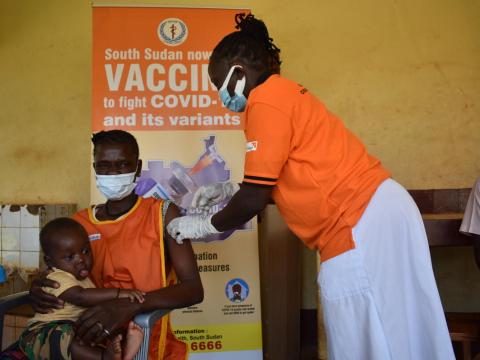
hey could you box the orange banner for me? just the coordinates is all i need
[92,7,247,131]
[92,6,263,359]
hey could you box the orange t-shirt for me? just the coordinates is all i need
[243,75,390,262]
[73,197,186,360]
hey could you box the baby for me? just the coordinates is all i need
[19,217,144,360]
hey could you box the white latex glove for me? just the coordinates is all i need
[190,182,240,214]
[167,214,220,244]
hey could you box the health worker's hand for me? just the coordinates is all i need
[29,270,64,313]
[190,182,240,215]
[167,215,219,244]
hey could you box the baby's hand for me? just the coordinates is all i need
[118,289,146,303]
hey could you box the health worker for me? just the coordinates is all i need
[167,13,454,360]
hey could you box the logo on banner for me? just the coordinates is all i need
[158,18,188,46]
[226,278,250,303]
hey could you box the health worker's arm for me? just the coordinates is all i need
[211,102,289,231]
[167,103,289,243]
[211,183,273,231]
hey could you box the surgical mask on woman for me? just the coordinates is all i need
[219,65,247,112]
[95,171,137,200]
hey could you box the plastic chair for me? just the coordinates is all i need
[0,291,169,360]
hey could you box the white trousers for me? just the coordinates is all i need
[318,179,455,360]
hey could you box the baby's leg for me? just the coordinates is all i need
[123,321,144,360]
[70,335,122,360]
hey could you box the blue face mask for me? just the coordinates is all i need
[218,65,247,112]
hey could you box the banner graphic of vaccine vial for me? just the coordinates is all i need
[92,6,262,360]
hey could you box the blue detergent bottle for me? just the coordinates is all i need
[0,265,7,284]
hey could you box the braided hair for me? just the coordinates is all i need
[210,13,281,74]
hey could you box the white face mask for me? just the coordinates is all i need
[95,171,137,201]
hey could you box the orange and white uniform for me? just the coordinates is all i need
[242,75,454,359]
[73,197,186,360]
[243,74,390,261]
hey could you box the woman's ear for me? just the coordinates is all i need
[232,64,246,80]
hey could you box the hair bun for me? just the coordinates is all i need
[210,13,282,74]
[235,13,270,44]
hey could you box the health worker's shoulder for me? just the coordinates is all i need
[249,75,307,104]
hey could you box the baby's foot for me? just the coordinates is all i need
[104,334,122,360]
[123,321,144,360]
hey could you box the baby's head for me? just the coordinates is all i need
[40,218,93,280]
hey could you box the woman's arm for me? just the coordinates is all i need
[76,203,203,344]
[119,203,204,311]
[147,203,203,306]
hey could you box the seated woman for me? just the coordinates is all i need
[29,130,204,360]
